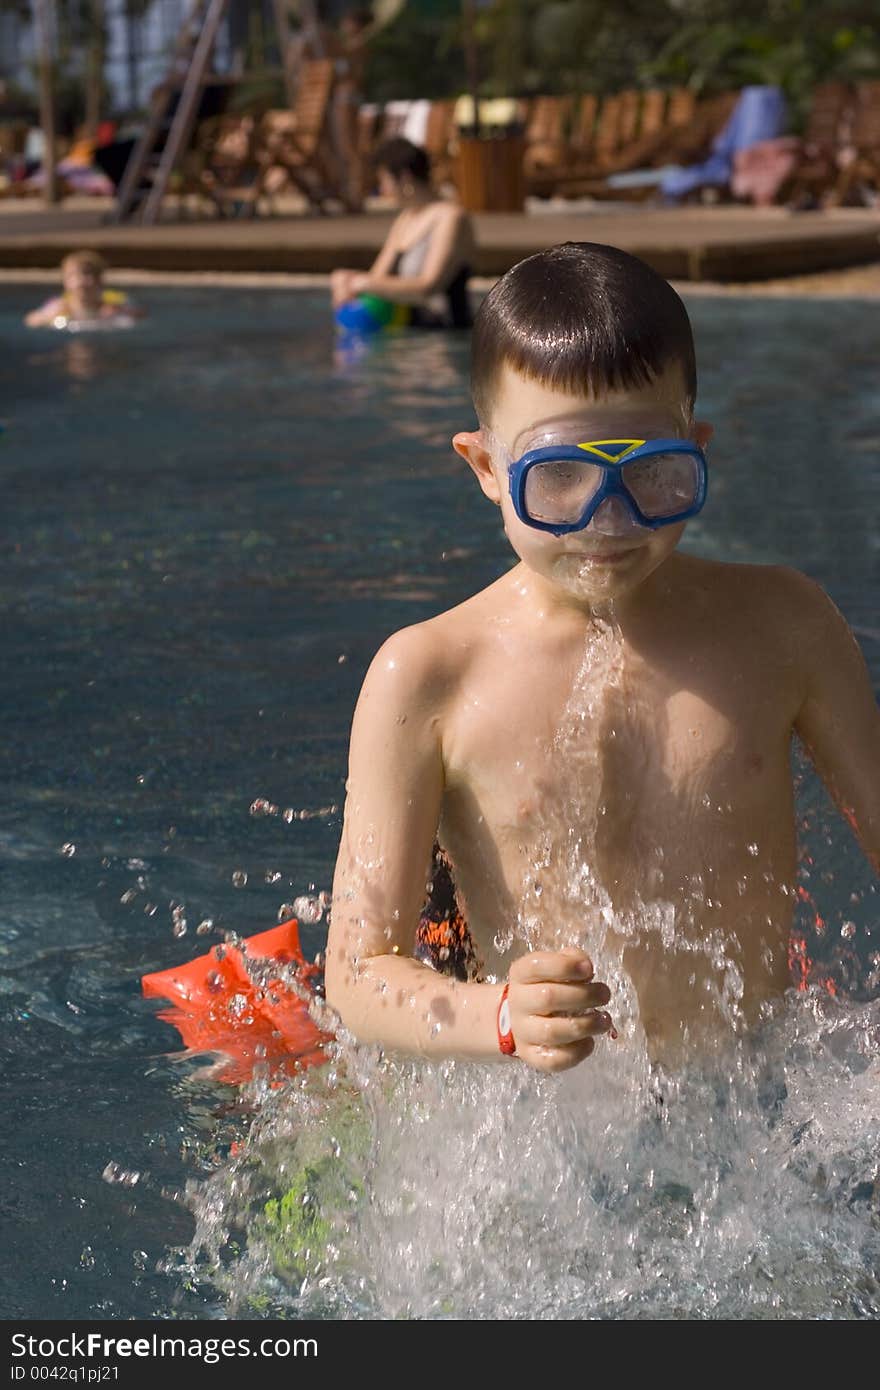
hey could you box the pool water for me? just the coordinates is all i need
[1,286,878,1320]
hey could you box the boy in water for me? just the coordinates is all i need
[25,250,139,328]
[325,242,880,1074]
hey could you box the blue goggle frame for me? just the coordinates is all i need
[508,437,709,536]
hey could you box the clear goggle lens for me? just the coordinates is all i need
[523,451,701,525]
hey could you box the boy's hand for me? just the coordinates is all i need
[507,947,613,1073]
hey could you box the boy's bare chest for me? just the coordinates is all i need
[442,639,794,850]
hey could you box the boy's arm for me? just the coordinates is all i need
[325,626,502,1058]
[791,573,880,873]
[325,627,611,1067]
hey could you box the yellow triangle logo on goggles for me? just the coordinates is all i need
[575,439,646,463]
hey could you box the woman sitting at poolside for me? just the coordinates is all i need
[331,137,476,332]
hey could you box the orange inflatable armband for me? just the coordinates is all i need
[142,919,333,1083]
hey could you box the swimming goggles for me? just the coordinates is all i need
[504,437,708,536]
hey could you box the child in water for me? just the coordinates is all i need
[25,250,140,329]
[326,241,880,1075]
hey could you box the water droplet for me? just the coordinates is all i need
[747,843,759,857]
[196,918,214,935]
[277,903,296,922]
[132,1250,148,1270]
[60,842,76,858]
[120,889,137,905]
[840,921,857,940]
[232,870,248,888]
[292,894,325,924]
[79,1246,95,1269]
[171,904,187,938]
[102,1162,140,1187]
[264,870,282,884]
[337,653,347,664]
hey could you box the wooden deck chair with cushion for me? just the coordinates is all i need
[550,87,733,201]
[831,80,880,205]
[256,59,343,212]
[782,80,854,206]
[200,59,339,215]
[187,112,263,216]
[559,89,655,184]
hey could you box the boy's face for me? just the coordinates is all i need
[454,361,712,606]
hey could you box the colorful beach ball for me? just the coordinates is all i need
[335,294,411,336]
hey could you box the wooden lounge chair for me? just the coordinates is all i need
[781,80,854,207]
[198,58,341,215]
[258,59,343,211]
[525,92,617,198]
[545,88,735,202]
[831,80,880,205]
[187,112,263,215]
[567,92,599,166]
[523,95,574,180]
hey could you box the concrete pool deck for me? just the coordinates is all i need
[1,195,879,284]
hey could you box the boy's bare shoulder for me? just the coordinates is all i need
[677,554,842,667]
[680,552,829,614]
[360,577,508,712]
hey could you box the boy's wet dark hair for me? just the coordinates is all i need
[374,136,430,185]
[472,242,697,424]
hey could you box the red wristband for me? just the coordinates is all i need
[497,983,516,1055]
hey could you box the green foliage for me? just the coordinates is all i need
[366,0,464,100]
[366,0,880,107]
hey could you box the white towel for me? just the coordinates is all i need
[403,100,431,148]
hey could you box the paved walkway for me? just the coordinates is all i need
[1,196,878,280]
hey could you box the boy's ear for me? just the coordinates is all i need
[452,430,502,505]
[693,420,714,449]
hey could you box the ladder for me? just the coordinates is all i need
[113,0,327,226]
[113,0,229,224]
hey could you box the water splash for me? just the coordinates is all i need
[170,988,880,1319]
